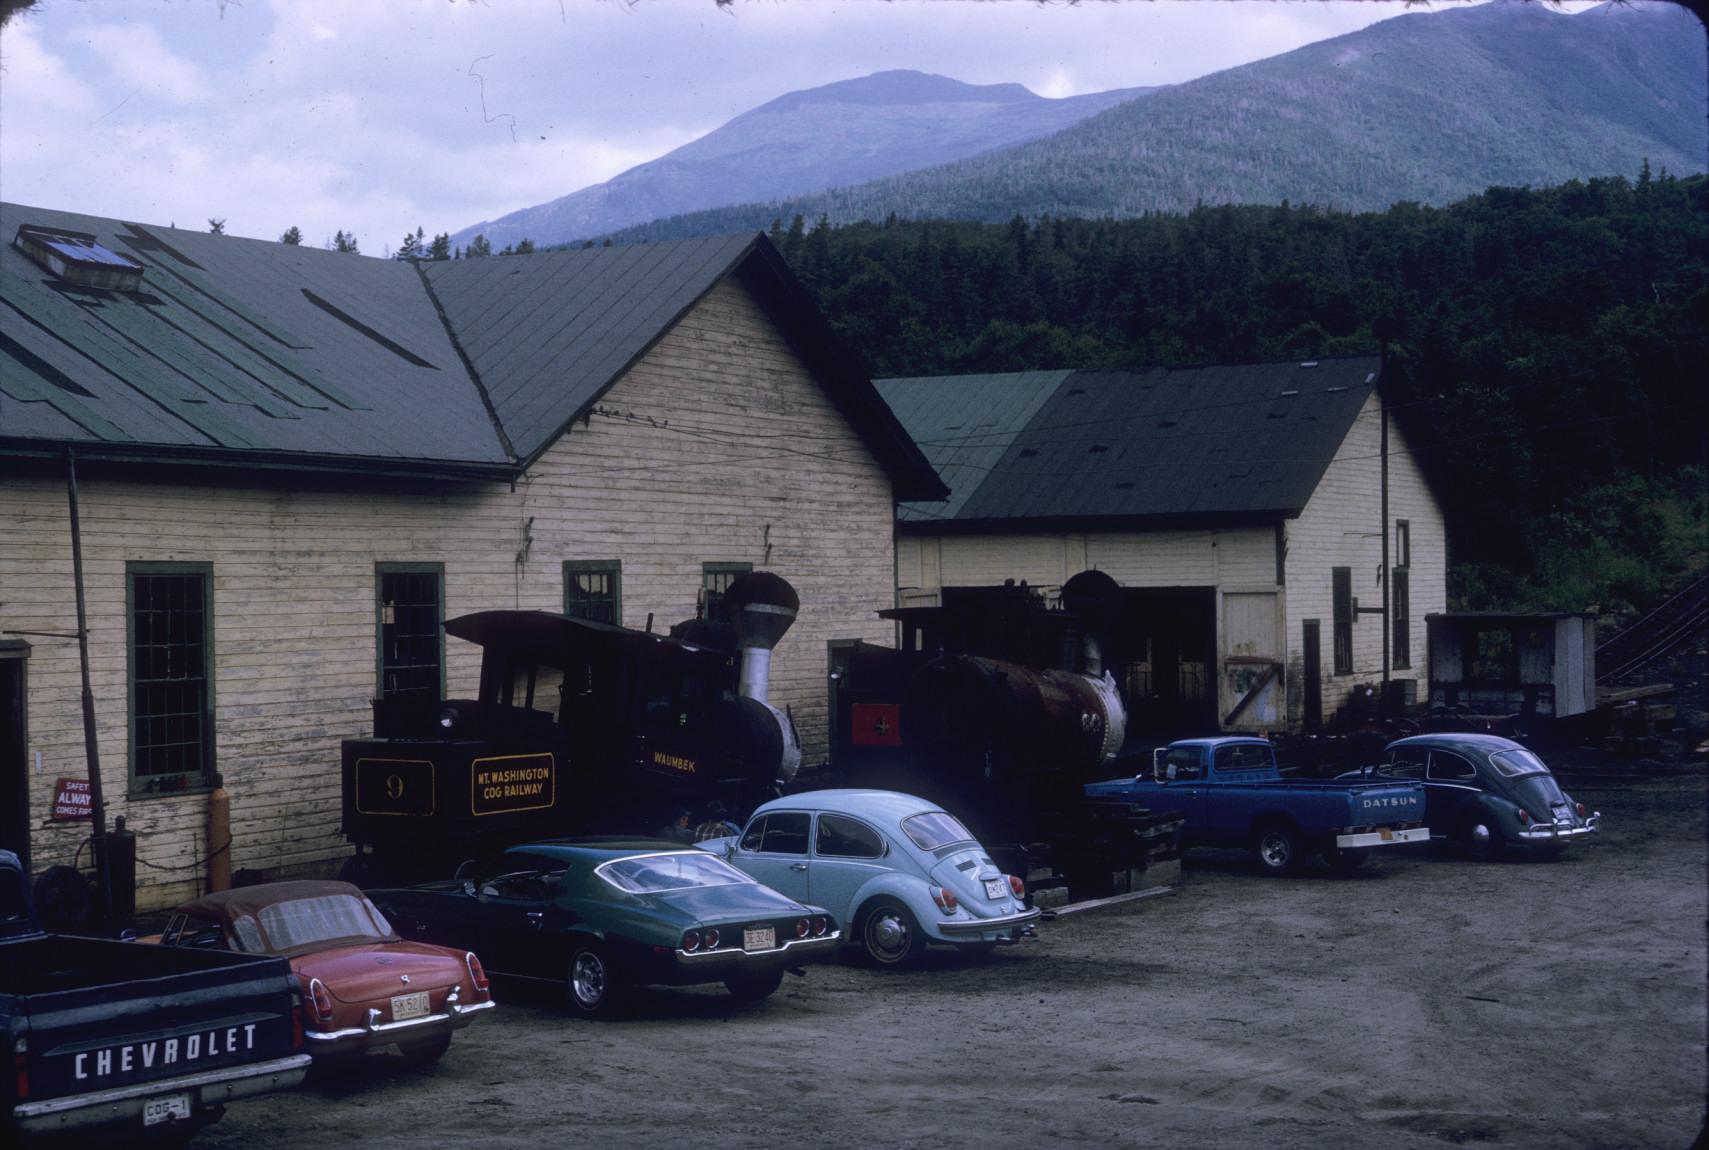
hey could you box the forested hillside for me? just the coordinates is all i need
[771,171,1707,616]
[608,1,1704,245]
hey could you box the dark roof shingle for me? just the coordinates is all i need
[878,358,1380,529]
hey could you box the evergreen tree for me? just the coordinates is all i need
[395,227,426,261]
[331,230,360,254]
[207,218,226,235]
[279,226,303,246]
[428,232,451,261]
[466,233,493,259]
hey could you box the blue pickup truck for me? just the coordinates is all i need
[1086,737,1429,874]
[2,851,310,1144]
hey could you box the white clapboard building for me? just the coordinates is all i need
[876,359,1446,738]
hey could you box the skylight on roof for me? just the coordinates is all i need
[14,225,145,291]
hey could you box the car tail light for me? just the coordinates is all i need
[1008,875,1026,899]
[703,928,719,950]
[465,952,489,995]
[931,886,958,912]
[1576,802,1586,818]
[1517,809,1530,825]
[811,916,827,936]
[682,929,701,952]
[307,978,335,1026]
[795,918,810,939]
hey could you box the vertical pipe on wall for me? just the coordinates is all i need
[65,448,113,921]
[1379,373,1391,687]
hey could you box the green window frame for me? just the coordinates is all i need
[564,560,622,625]
[127,562,215,796]
[701,561,752,621]
[376,563,445,700]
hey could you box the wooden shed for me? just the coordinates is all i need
[1425,612,1599,722]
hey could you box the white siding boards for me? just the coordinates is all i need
[885,363,1448,738]
[2,216,928,909]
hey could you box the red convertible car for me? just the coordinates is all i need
[156,880,493,1062]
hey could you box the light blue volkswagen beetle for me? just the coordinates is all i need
[702,790,1041,967]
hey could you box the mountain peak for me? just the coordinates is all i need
[753,69,1041,116]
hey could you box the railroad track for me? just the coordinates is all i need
[1596,572,1709,685]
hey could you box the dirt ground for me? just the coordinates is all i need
[190,764,1706,1150]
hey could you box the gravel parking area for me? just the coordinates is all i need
[192,766,1705,1150]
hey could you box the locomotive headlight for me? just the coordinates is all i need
[438,706,460,730]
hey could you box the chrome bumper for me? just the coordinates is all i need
[1516,814,1599,843]
[677,930,842,963]
[12,1053,311,1134]
[935,906,1044,936]
[1335,826,1432,850]
[305,985,495,1047]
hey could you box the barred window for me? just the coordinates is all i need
[564,561,621,625]
[377,566,442,699]
[128,565,213,793]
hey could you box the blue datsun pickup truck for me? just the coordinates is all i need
[1085,737,1429,874]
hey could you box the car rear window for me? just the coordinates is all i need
[598,851,753,894]
[1489,749,1550,778]
[900,811,974,852]
[254,894,395,953]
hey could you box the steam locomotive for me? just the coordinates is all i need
[339,573,804,883]
[824,571,1182,891]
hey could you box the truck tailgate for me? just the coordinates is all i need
[1340,779,1425,827]
[11,939,300,1104]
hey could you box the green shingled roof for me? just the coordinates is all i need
[877,358,1380,530]
[1,201,943,498]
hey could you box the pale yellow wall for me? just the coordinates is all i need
[1283,391,1448,722]
[0,277,896,910]
[898,528,1273,597]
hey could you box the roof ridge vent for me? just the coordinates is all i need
[14,225,145,292]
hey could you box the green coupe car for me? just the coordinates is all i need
[366,838,839,1017]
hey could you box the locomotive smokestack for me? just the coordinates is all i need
[722,572,800,704]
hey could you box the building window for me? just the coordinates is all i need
[1331,566,1353,675]
[1395,520,1411,569]
[701,562,752,621]
[376,565,443,699]
[1392,566,1411,669]
[564,561,621,625]
[128,564,213,794]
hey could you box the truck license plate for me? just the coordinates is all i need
[143,1093,191,1127]
[984,878,1008,899]
[391,991,430,1021]
[743,926,775,952]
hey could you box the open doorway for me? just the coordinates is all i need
[1109,588,1217,740]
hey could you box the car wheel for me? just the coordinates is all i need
[567,942,625,1018]
[859,897,926,968]
[398,1033,452,1063]
[1461,816,1507,861]
[724,968,785,1002]
[1322,846,1370,873]
[1252,823,1302,875]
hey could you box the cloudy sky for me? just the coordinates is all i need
[1,0,1592,254]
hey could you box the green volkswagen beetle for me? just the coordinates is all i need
[366,838,839,1017]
